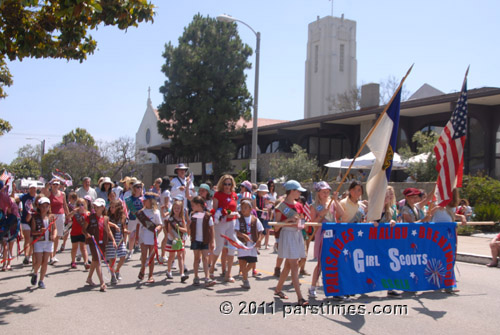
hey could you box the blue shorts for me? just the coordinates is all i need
[191,240,209,250]
[261,220,270,234]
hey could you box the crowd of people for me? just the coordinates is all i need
[0,163,485,306]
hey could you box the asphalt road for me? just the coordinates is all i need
[1,238,499,334]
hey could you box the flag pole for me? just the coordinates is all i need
[328,64,414,209]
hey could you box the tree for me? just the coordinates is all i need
[62,127,96,148]
[380,75,411,105]
[157,14,253,180]
[269,144,320,182]
[399,130,439,182]
[0,0,155,135]
[8,144,41,178]
[327,87,361,113]
[98,136,142,180]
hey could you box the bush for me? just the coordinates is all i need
[461,175,500,207]
[472,203,500,222]
[269,144,320,182]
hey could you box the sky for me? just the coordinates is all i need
[1,0,499,164]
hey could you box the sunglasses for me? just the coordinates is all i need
[77,204,85,207]
[224,183,232,186]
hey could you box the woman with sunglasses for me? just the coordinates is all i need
[209,175,239,282]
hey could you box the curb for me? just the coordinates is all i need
[457,252,495,266]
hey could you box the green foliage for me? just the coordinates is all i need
[0,0,155,132]
[269,144,320,182]
[472,203,500,222]
[233,164,250,185]
[9,157,40,179]
[62,127,96,148]
[41,130,138,183]
[461,175,500,207]
[157,14,253,180]
[399,131,439,182]
[0,118,12,136]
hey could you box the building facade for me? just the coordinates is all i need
[304,15,357,119]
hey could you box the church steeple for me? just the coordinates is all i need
[147,86,152,108]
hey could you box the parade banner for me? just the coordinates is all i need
[321,222,457,296]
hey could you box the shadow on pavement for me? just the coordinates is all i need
[0,296,38,326]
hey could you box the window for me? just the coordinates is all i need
[265,139,292,154]
[308,135,350,165]
[339,44,345,72]
[496,124,500,179]
[467,118,485,174]
[314,45,319,73]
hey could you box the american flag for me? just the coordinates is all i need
[303,192,313,221]
[0,170,11,182]
[433,73,468,206]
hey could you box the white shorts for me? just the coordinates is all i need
[128,219,140,233]
[139,227,155,246]
[22,223,31,231]
[34,241,54,253]
[54,214,66,237]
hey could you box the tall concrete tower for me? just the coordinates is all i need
[304,15,357,118]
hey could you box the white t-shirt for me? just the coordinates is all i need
[76,187,97,201]
[170,176,194,208]
[191,212,213,242]
[235,216,263,258]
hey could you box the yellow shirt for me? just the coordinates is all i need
[339,197,359,223]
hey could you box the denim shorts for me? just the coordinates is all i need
[190,240,209,250]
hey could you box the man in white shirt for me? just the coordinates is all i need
[170,164,194,208]
[76,177,97,201]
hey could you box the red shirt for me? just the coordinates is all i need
[49,192,65,214]
[213,191,238,212]
[276,202,304,221]
[71,212,89,236]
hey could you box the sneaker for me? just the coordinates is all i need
[193,277,200,286]
[71,262,77,269]
[274,267,281,277]
[76,255,82,262]
[111,274,118,285]
[171,261,177,271]
[23,257,29,265]
[241,280,251,289]
[299,269,310,276]
[308,287,317,298]
[50,257,59,265]
[31,273,37,286]
[161,256,168,263]
[38,281,46,289]
[387,290,402,297]
[84,263,90,270]
[126,251,132,260]
[252,270,262,277]
[181,274,189,283]
[166,272,173,279]
[116,272,122,281]
[134,246,140,253]
[205,278,216,287]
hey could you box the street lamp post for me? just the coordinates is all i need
[26,138,45,177]
[217,14,260,184]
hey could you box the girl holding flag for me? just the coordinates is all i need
[30,197,56,289]
[308,181,343,298]
[83,198,115,292]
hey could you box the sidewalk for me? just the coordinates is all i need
[457,233,497,266]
